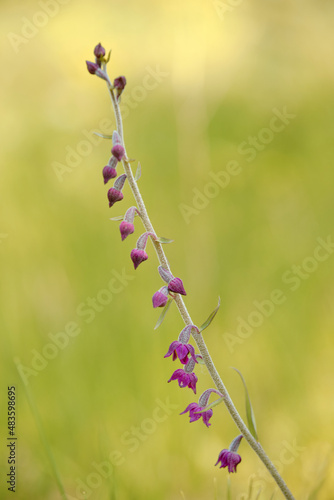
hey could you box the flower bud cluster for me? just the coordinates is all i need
[86,42,243,475]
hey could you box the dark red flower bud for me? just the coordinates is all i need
[152,287,169,308]
[107,188,123,207]
[113,76,127,100]
[168,277,187,296]
[111,144,125,162]
[103,166,117,184]
[86,61,100,74]
[94,43,106,59]
[120,221,135,241]
[130,249,148,270]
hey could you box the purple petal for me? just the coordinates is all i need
[164,340,181,358]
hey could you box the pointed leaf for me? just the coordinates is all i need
[154,297,173,330]
[93,132,113,139]
[135,162,141,181]
[198,297,221,333]
[196,396,224,413]
[109,215,124,221]
[232,368,258,441]
[155,237,174,244]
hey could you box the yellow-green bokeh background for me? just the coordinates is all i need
[1,0,334,498]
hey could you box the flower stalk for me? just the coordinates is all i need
[87,44,296,500]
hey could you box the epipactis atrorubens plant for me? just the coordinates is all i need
[85,44,296,499]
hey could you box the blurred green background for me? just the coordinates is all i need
[1,0,334,498]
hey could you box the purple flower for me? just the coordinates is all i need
[152,287,169,308]
[107,188,123,207]
[180,402,213,427]
[112,144,125,162]
[120,221,134,241]
[168,277,186,296]
[168,369,198,394]
[103,166,117,184]
[215,450,241,473]
[86,61,100,75]
[94,43,105,59]
[164,340,196,365]
[130,249,148,270]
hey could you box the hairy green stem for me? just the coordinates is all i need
[106,83,295,500]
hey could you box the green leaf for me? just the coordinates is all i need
[198,397,224,413]
[232,368,258,441]
[109,215,124,221]
[93,132,113,139]
[135,162,141,181]
[155,237,174,244]
[198,297,221,333]
[154,298,173,330]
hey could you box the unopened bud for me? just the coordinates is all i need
[120,221,135,241]
[103,166,117,184]
[168,277,187,296]
[113,76,127,100]
[152,286,169,308]
[130,249,148,270]
[112,144,125,162]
